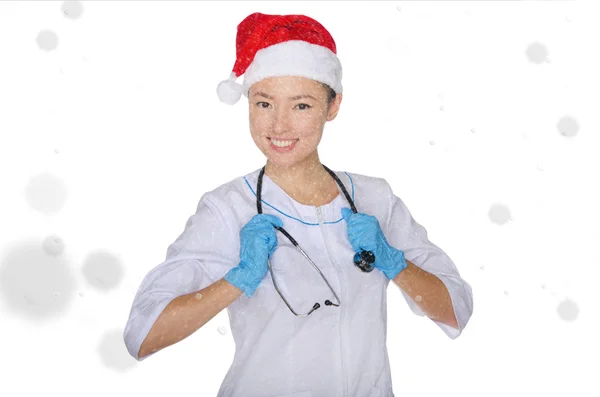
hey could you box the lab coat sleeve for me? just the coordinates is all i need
[384,181,473,339]
[123,194,239,361]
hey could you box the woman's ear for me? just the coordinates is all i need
[326,93,343,121]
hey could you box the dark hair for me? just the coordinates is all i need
[320,83,337,107]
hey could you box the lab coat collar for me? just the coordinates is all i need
[242,167,355,226]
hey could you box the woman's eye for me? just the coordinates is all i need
[255,102,311,110]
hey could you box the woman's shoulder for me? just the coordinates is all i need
[195,167,263,208]
[336,169,396,225]
[214,167,262,195]
[336,169,391,192]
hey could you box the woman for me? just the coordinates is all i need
[123,12,473,397]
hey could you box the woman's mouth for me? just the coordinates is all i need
[268,137,299,153]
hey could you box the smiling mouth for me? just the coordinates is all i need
[268,137,299,148]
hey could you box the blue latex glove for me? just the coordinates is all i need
[224,213,283,298]
[341,207,407,280]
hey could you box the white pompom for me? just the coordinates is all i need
[217,74,243,105]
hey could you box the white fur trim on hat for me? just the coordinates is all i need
[242,40,343,98]
[217,72,243,105]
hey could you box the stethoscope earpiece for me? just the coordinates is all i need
[353,250,375,273]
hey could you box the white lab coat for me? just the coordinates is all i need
[123,167,473,397]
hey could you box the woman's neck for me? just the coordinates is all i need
[264,155,339,205]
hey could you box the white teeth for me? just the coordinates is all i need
[270,138,297,147]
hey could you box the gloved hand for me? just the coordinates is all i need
[224,213,283,298]
[341,207,407,280]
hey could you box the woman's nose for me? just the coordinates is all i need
[271,109,292,132]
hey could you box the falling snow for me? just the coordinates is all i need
[36,29,59,51]
[525,42,549,64]
[488,203,511,225]
[0,242,77,321]
[557,116,579,138]
[557,299,579,322]
[42,235,65,257]
[82,250,125,291]
[24,173,68,215]
[0,2,593,396]
[61,1,84,19]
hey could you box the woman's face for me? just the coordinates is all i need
[248,76,342,168]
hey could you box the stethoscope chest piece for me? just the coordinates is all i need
[257,164,377,316]
[353,250,375,273]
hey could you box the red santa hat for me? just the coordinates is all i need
[216,12,343,105]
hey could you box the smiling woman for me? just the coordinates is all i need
[123,11,473,397]
[247,75,343,200]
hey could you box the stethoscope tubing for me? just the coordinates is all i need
[256,164,374,316]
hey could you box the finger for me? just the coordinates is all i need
[345,235,358,252]
[260,214,283,228]
[341,207,353,222]
[266,234,278,255]
[248,214,278,227]
[360,242,377,253]
[244,215,263,231]
[346,234,361,252]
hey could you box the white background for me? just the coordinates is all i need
[0,1,597,396]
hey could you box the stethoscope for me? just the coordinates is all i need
[256,164,376,317]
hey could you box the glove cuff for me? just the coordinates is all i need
[224,265,261,298]
[384,249,408,280]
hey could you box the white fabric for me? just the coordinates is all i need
[123,167,473,397]
[241,40,343,98]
